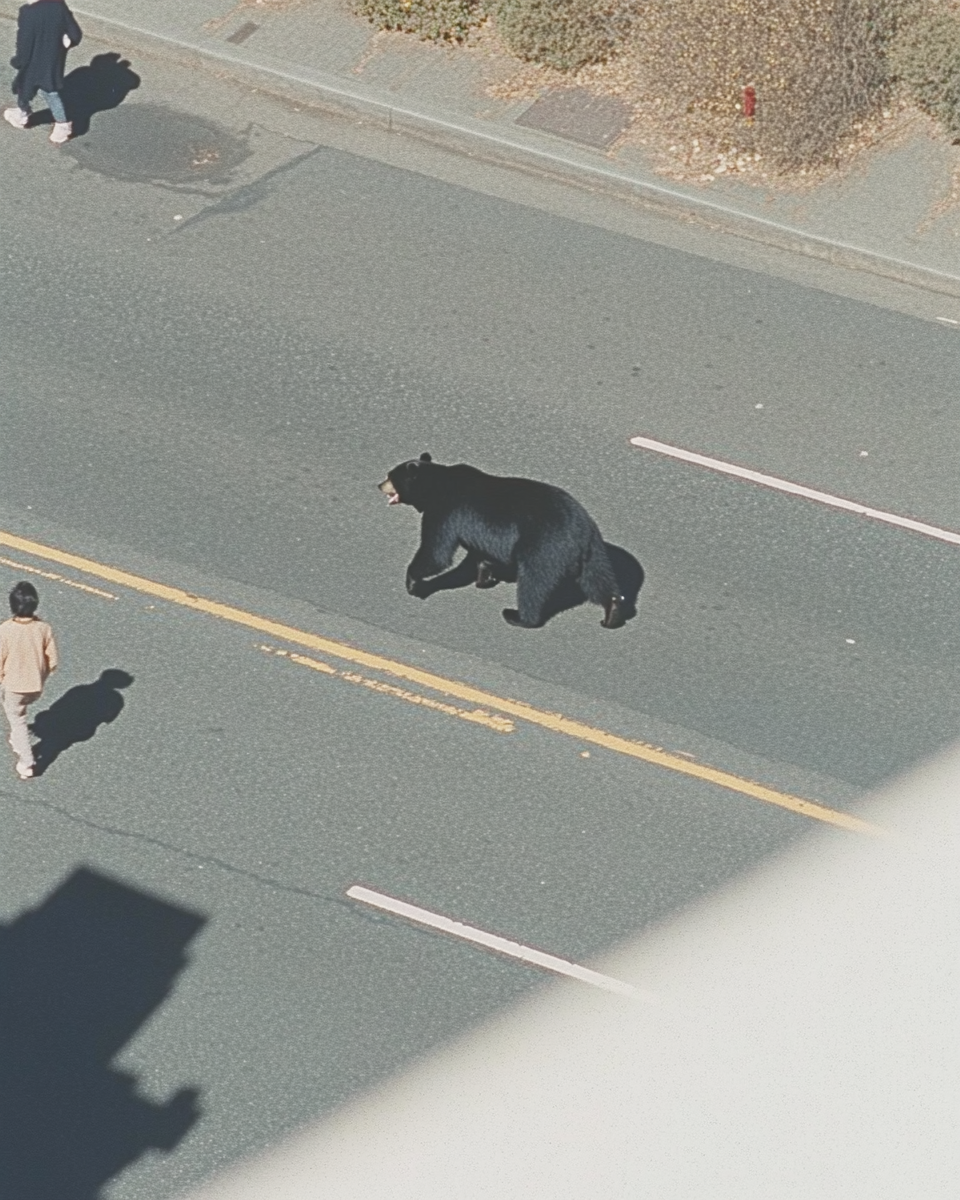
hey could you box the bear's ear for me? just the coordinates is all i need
[419,452,432,463]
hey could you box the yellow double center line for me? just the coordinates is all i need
[0,528,883,836]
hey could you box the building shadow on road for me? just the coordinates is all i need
[30,669,134,775]
[0,867,204,1200]
[417,543,644,626]
[47,52,141,137]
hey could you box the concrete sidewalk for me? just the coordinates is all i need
[8,0,960,295]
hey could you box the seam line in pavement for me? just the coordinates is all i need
[71,7,960,297]
[0,527,885,836]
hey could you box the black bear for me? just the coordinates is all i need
[379,454,625,629]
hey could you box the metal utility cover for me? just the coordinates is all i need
[515,88,632,149]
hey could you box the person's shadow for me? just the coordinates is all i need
[418,543,644,626]
[30,669,133,775]
[56,52,141,137]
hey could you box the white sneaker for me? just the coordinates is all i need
[49,121,72,145]
[3,107,29,130]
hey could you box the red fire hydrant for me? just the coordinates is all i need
[743,84,757,121]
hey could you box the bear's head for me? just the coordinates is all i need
[378,453,434,512]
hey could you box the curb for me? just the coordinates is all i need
[35,6,960,298]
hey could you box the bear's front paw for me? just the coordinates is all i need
[406,573,429,598]
[502,608,532,627]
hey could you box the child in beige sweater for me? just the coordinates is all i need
[0,581,58,779]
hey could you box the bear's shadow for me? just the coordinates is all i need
[417,543,643,626]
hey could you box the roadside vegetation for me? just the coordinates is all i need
[354,0,960,179]
[888,2,960,137]
[356,0,482,42]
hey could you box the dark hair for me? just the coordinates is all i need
[9,581,39,617]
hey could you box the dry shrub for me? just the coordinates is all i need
[633,0,897,168]
[355,0,483,42]
[494,0,633,71]
[888,5,960,135]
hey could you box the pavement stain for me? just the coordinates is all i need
[65,102,252,187]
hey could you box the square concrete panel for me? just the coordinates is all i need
[515,88,633,149]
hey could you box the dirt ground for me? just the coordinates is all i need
[468,17,941,192]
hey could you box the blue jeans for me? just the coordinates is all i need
[19,89,67,123]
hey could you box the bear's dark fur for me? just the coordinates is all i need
[379,454,625,629]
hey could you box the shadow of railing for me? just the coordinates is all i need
[0,867,204,1199]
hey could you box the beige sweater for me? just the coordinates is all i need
[0,616,58,694]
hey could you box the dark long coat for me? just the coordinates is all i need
[10,0,82,103]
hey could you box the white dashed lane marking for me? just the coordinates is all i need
[347,885,648,999]
[629,434,960,547]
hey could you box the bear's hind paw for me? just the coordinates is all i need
[475,561,500,589]
[601,596,626,629]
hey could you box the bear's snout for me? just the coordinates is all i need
[379,478,401,504]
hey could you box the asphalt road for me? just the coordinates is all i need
[1,32,959,1200]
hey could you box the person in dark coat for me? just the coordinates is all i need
[3,0,82,144]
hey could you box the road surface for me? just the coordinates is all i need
[1,29,958,1200]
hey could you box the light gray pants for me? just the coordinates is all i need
[19,89,68,124]
[2,688,41,768]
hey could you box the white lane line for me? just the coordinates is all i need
[347,885,648,1000]
[629,434,960,547]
